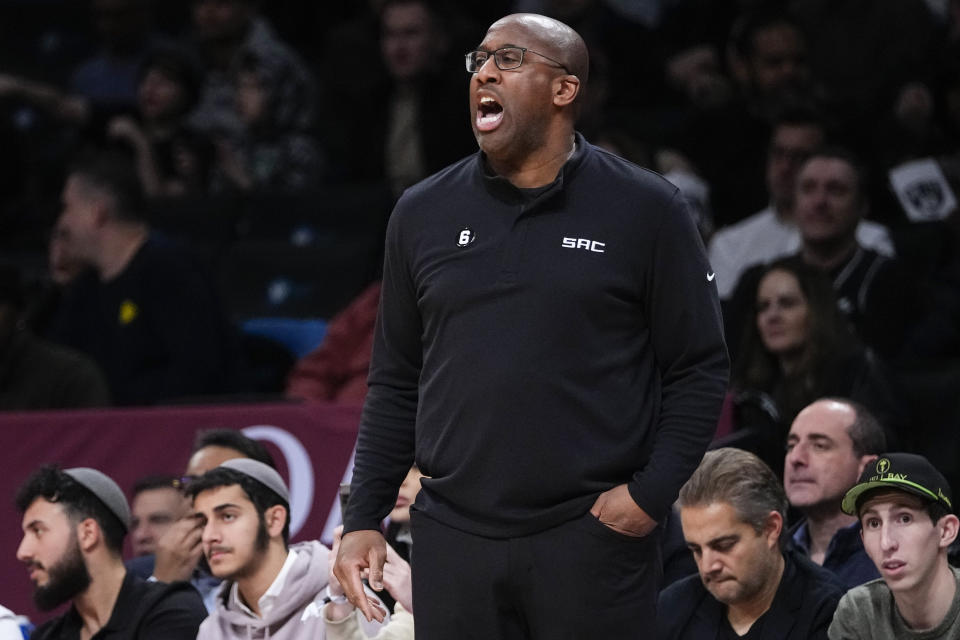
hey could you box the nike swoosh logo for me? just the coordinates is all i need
[707,272,716,282]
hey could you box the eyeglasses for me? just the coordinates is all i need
[465,47,569,74]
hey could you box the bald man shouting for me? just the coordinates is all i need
[335,13,729,638]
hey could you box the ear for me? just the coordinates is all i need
[265,505,287,539]
[857,454,877,477]
[764,510,784,548]
[552,74,581,108]
[938,514,959,549]
[76,517,101,553]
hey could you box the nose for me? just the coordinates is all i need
[475,55,500,84]
[201,520,219,546]
[880,523,899,552]
[16,536,32,564]
[787,442,807,467]
[698,549,722,575]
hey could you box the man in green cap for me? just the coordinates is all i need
[829,453,960,639]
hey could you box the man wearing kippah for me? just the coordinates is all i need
[15,465,206,639]
[187,459,386,639]
[829,453,960,639]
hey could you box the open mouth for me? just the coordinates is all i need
[476,96,504,131]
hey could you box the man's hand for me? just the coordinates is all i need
[152,516,204,583]
[590,483,657,537]
[334,530,388,623]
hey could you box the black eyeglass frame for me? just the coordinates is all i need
[465,46,570,74]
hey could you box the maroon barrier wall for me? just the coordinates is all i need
[0,400,362,625]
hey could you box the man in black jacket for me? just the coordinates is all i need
[335,11,729,640]
[659,447,844,639]
[15,465,206,640]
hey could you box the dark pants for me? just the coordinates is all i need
[410,509,662,639]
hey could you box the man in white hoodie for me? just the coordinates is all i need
[188,458,383,639]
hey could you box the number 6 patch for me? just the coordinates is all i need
[457,228,476,247]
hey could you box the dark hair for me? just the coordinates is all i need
[733,259,860,421]
[819,397,887,457]
[15,465,126,554]
[680,448,788,543]
[186,467,290,546]
[801,145,869,204]
[138,43,203,116]
[191,429,276,468]
[0,263,24,308]
[68,150,146,223]
[131,474,181,499]
[730,9,804,60]
[771,104,828,136]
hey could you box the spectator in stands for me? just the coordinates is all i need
[659,447,844,639]
[129,474,188,558]
[189,459,385,638]
[107,44,214,197]
[285,280,381,403]
[0,0,162,125]
[791,0,941,151]
[325,525,414,640]
[0,264,110,410]
[210,51,325,193]
[719,259,902,472]
[324,0,476,194]
[724,148,917,363]
[47,150,234,406]
[188,0,316,142]
[708,109,894,299]
[830,453,960,638]
[146,428,275,612]
[15,465,206,639]
[667,9,819,227]
[784,398,885,588]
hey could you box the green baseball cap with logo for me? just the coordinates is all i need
[841,452,954,516]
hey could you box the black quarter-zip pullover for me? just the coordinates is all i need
[345,133,729,538]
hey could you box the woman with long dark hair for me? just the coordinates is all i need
[718,258,902,471]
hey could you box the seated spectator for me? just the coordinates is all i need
[659,447,844,639]
[188,459,386,638]
[719,259,902,471]
[129,474,188,558]
[210,51,325,193]
[47,150,235,406]
[146,428,276,612]
[0,264,110,410]
[107,44,214,197]
[830,453,960,638]
[322,0,476,195]
[188,0,316,142]
[285,280,381,403]
[784,398,885,588]
[665,9,820,227]
[15,465,206,639]
[325,525,414,640]
[708,109,894,299]
[725,148,916,362]
[0,0,163,125]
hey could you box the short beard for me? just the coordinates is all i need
[33,538,91,611]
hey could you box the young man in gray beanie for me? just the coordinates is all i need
[15,465,206,639]
[188,459,385,639]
